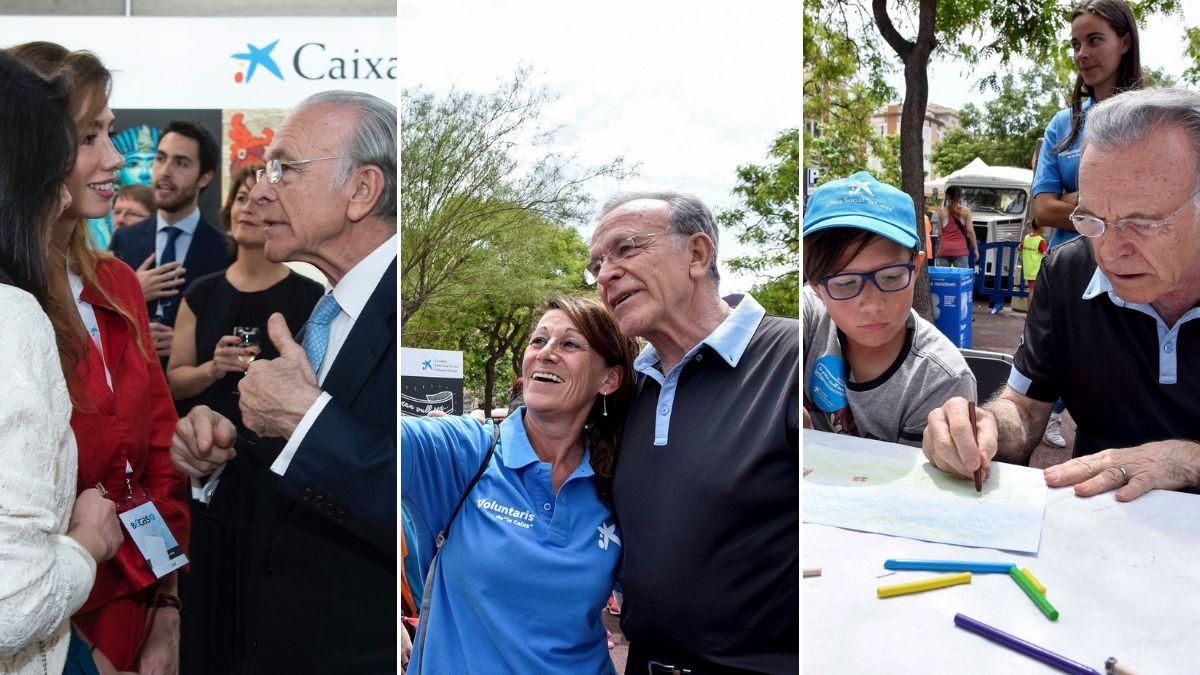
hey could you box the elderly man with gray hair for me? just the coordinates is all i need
[588,191,799,672]
[925,87,1200,501]
[169,90,397,672]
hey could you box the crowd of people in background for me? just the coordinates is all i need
[0,39,397,675]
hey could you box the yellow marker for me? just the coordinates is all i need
[877,572,972,598]
[1022,568,1047,595]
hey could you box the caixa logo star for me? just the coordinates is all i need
[231,39,285,83]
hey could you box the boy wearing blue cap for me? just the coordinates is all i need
[803,171,976,445]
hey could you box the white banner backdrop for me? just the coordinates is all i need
[0,17,396,108]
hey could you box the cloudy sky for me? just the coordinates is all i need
[401,0,800,294]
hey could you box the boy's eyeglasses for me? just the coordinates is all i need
[817,262,915,301]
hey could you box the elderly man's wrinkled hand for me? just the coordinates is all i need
[922,396,997,481]
[171,405,237,477]
[1044,441,1200,501]
[239,313,321,439]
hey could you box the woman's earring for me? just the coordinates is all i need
[602,393,608,417]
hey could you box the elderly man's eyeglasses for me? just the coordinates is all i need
[584,232,668,285]
[817,262,915,301]
[1068,189,1199,238]
[255,156,345,185]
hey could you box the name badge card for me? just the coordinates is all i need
[119,501,188,578]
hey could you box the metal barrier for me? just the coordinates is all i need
[975,241,1027,308]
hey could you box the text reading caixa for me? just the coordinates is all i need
[294,43,397,80]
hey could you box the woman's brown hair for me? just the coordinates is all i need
[1058,0,1143,152]
[7,42,152,405]
[217,164,259,255]
[539,295,639,507]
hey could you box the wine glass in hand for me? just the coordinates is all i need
[233,326,261,365]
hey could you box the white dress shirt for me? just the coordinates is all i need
[155,207,201,266]
[270,234,397,476]
[154,207,202,319]
[67,269,112,391]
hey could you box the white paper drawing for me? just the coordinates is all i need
[803,431,1048,553]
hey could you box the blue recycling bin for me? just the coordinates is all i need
[929,266,973,348]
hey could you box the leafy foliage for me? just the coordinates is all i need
[401,69,628,412]
[401,68,628,329]
[717,129,800,318]
[930,66,1063,174]
[803,3,896,185]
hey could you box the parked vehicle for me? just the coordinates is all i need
[927,158,1033,280]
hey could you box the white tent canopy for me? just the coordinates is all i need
[929,157,1034,193]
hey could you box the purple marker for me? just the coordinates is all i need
[954,613,1102,675]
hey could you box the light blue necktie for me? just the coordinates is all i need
[302,294,342,374]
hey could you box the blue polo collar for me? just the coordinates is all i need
[633,293,767,374]
[1083,265,1200,326]
[498,407,595,478]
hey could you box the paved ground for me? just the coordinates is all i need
[967,297,1075,469]
[605,297,1075,672]
[605,610,628,672]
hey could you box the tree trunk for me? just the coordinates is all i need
[874,0,937,320]
[904,58,934,320]
[483,354,498,420]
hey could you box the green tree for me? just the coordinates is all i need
[807,0,1184,318]
[809,0,1184,231]
[873,132,903,188]
[401,68,628,329]
[803,3,896,185]
[931,65,1063,175]
[719,129,800,317]
[404,214,591,415]
[931,63,1179,178]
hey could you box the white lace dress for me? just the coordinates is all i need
[0,285,96,674]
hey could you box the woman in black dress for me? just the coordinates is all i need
[166,164,323,673]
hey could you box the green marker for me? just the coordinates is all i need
[1009,566,1059,621]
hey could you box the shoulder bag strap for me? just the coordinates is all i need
[415,421,500,672]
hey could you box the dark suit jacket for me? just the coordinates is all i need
[109,213,234,327]
[234,259,397,674]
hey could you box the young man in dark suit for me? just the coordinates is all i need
[169,91,397,673]
[110,120,234,360]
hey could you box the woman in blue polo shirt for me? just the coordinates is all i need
[1032,0,1143,447]
[403,295,637,673]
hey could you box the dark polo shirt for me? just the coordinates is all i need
[613,295,799,673]
[1009,236,1200,457]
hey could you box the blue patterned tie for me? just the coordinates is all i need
[302,294,342,374]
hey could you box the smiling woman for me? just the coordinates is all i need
[8,40,192,674]
[401,295,637,673]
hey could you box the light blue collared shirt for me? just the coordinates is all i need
[633,293,767,446]
[1080,267,1200,384]
[1011,266,1200,394]
[155,206,201,266]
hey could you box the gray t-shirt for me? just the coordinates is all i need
[803,286,977,446]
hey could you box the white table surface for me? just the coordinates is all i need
[805,479,1200,673]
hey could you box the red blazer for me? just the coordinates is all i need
[71,257,189,614]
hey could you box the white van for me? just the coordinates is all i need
[928,158,1033,279]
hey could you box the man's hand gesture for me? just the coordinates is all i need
[239,313,322,439]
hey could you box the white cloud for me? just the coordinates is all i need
[401,0,799,293]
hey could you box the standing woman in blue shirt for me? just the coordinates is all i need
[1031,0,1143,447]
[402,295,637,673]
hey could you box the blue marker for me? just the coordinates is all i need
[884,559,1016,574]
